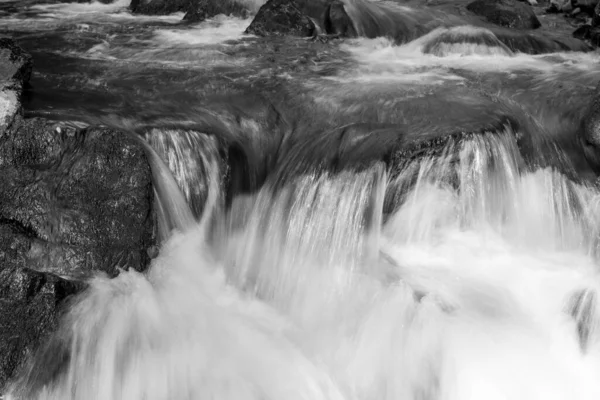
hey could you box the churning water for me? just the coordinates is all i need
[5,0,600,399]
[8,128,600,400]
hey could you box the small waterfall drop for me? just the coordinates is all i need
[8,127,600,400]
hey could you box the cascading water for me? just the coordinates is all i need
[8,126,600,400]
[6,0,600,398]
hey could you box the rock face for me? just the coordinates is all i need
[245,0,316,36]
[0,42,156,390]
[245,0,357,37]
[0,38,32,134]
[0,118,155,279]
[467,0,542,29]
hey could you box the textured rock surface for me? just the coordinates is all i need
[0,38,32,134]
[0,118,155,389]
[0,118,155,279]
[0,37,155,386]
[245,0,316,36]
[467,0,542,29]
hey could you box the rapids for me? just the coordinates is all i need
[4,0,600,399]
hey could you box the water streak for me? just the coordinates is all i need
[8,129,600,400]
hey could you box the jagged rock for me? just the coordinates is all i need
[183,0,249,22]
[573,0,598,13]
[0,118,155,389]
[467,0,542,29]
[572,24,600,46]
[245,0,358,37]
[0,38,32,134]
[0,231,83,392]
[245,0,316,36]
[0,118,155,279]
[574,23,592,39]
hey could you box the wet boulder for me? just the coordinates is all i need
[0,38,32,134]
[0,118,155,389]
[245,0,359,37]
[467,0,542,29]
[0,118,155,279]
[245,0,317,37]
[0,238,83,392]
[572,0,598,13]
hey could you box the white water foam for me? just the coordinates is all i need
[7,131,600,400]
[153,15,253,45]
[335,29,600,86]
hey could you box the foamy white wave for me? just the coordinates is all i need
[154,15,253,45]
[76,15,253,66]
[339,31,600,86]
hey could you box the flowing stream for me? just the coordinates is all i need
[4,0,600,399]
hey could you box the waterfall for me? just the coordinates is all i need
[7,127,600,400]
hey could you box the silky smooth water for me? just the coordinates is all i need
[8,130,600,400]
[4,1,600,399]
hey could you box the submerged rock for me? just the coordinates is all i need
[0,38,32,134]
[467,0,542,29]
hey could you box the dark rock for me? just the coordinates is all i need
[593,0,600,25]
[183,0,249,22]
[573,0,597,13]
[546,3,562,12]
[574,23,592,39]
[0,118,155,279]
[0,38,33,134]
[325,0,357,37]
[0,117,155,389]
[467,0,542,29]
[0,246,83,392]
[245,0,316,37]
[591,27,600,44]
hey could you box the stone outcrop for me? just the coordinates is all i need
[245,0,316,36]
[245,0,357,38]
[0,41,155,391]
[467,0,542,29]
